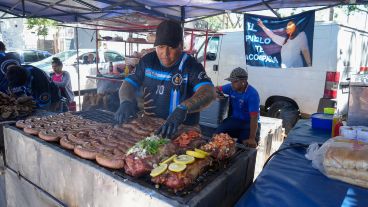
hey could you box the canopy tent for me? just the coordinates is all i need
[0,0,366,24]
[0,0,365,110]
[62,12,165,32]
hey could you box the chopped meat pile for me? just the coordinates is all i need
[201,133,236,160]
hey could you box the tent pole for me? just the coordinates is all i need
[96,29,100,75]
[262,0,281,18]
[21,0,25,17]
[203,27,208,69]
[75,26,81,110]
[189,30,194,53]
[181,6,185,38]
[181,6,185,22]
[181,5,186,51]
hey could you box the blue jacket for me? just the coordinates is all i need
[0,52,21,92]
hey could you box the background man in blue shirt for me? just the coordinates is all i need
[216,67,260,148]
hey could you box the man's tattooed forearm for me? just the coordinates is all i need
[119,81,136,103]
[182,85,215,113]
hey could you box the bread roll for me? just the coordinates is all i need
[328,174,368,188]
[323,144,368,170]
[325,166,368,181]
[323,140,368,188]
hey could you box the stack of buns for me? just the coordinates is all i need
[323,137,368,188]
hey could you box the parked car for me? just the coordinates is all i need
[8,49,52,64]
[31,49,125,91]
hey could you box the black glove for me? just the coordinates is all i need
[114,101,136,124]
[156,105,188,139]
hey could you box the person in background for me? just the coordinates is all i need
[215,67,261,148]
[87,53,95,64]
[82,56,89,64]
[6,65,62,111]
[115,20,215,138]
[50,57,74,105]
[5,65,30,97]
[258,19,312,68]
[0,41,21,93]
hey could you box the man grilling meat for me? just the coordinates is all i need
[115,20,215,138]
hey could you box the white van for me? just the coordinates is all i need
[196,22,368,132]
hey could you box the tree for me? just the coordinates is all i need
[205,13,243,31]
[340,4,368,15]
[26,18,57,39]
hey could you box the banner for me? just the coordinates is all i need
[244,11,315,68]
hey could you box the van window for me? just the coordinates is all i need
[23,51,39,63]
[104,52,124,62]
[79,52,97,64]
[196,36,220,62]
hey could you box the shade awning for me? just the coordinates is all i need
[0,0,365,23]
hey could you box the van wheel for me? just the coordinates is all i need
[267,101,299,134]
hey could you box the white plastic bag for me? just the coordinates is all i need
[305,140,334,174]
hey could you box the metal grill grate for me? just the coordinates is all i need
[23,110,255,206]
[73,110,116,124]
[74,110,253,205]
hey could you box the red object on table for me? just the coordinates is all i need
[334,121,343,137]
[68,101,77,112]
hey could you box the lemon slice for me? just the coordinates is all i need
[174,155,195,165]
[160,154,177,165]
[186,150,206,159]
[150,163,168,177]
[195,148,209,156]
[168,163,187,172]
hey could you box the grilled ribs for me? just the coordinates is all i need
[151,157,213,192]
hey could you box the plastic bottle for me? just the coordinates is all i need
[331,109,342,137]
[333,119,343,137]
[124,65,129,77]
[109,62,113,74]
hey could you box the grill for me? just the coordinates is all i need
[5,110,257,207]
[74,109,116,124]
[72,110,255,206]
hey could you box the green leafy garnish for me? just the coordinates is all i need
[140,137,169,155]
[127,135,169,156]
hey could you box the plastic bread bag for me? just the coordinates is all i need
[305,136,368,188]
